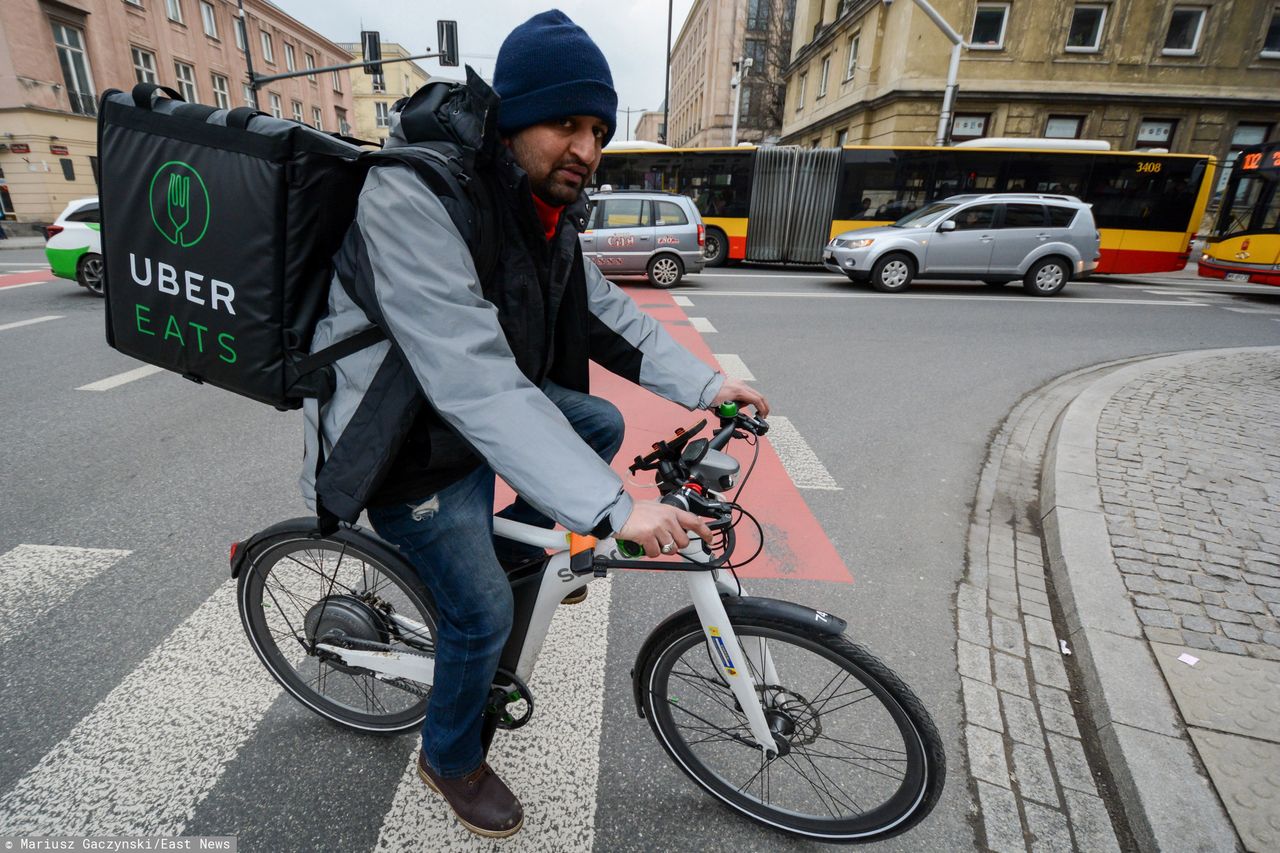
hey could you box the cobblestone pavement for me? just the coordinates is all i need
[1096,352,1280,660]
[958,361,1133,853]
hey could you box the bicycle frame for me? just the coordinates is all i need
[314,513,784,755]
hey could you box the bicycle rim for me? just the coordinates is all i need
[644,621,936,841]
[238,537,436,733]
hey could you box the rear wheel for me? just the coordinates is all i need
[703,228,729,267]
[648,254,684,288]
[77,253,105,297]
[237,535,437,733]
[639,612,945,842]
[870,254,915,293]
[1023,257,1070,296]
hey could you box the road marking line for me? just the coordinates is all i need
[0,315,62,332]
[767,416,842,491]
[0,280,54,291]
[672,295,694,306]
[0,545,131,644]
[714,353,756,381]
[0,580,286,835]
[77,365,166,392]
[374,577,613,852]
[1141,288,1224,297]
[689,316,717,333]
[672,290,1209,307]
[0,262,50,267]
[1220,306,1280,315]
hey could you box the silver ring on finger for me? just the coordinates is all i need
[661,542,676,555]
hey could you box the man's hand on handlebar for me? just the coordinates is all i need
[617,500,714,558]
[712,377,770,418]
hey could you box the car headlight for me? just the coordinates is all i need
[832,238,874,249]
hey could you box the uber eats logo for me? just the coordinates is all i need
[148,161,210,247]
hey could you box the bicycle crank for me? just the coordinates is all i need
[486,668,535,730]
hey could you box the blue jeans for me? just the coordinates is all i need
[367,381,624,777]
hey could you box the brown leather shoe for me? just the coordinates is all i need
[417,752,524,838]
[560,587,588,605]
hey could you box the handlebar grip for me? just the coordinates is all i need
[616,539,645,559]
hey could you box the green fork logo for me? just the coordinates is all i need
[148,161,210,247]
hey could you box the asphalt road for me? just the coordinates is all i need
[1,248,1277,851]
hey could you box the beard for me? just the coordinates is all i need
[530,163,588,206]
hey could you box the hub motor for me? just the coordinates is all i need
[303,595,391,674]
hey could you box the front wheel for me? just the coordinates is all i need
[77,253,105,296]
[647,254,684,288]
[237,534,438,733]
[638,612,945,842]
[869,254,915,293]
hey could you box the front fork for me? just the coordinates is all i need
[685,568,782,756]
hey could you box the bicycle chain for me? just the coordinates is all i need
[315,631,435,700]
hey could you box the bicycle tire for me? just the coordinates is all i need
[638,611,945,842]
[237,533,438,734]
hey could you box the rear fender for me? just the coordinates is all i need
[228,516,403,578]
[629,596,848,718]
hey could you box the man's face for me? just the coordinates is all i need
[506,115,609,205]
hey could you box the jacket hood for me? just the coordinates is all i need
[387,66,500,162]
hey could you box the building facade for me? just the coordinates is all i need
[782,0,1280,171]
[0,0,355,227]
[336,42,430,145]
[667,0,795,148]
[633,109,665,143]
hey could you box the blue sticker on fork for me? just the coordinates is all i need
[708,627,737,675]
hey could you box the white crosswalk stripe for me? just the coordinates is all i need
[375,577,613,851]
[767,416,843,490]
[77,365,166,392]
[0,545,130,643]
[672,295,694,306]
[0,581,284,835]
[0,315,62,332]
[714,353,756,381]
[689,316,717,333]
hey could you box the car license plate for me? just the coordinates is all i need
[1225,273,1249,282]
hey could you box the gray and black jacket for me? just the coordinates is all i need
[300,74,723,536]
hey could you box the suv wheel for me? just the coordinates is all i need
[870,253,915,293]
[647,254,684,288]
[77,253,105,297]
[1023,257,1070,296]
[702,228,728,267]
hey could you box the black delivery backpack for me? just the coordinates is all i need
[97,82,484,409]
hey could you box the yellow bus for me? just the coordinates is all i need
[594,144,1215,275]
[1199,142,1280,287]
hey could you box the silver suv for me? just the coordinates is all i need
[823,194,1101,296]
[582,190,705,288]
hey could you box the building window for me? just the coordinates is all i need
[740,83,753,116]
[284,43,296,71]
[745,37,766,69]
[242,83,254,107]
[818,54,831,98]
[174,61,197,102]
[335,107,349,134]
[312,106,323,130]
[1263,7,1280,58]
[952,114,989,141]
[332,69,343,92]
[291,99,302,123]
[1162,7,1206,55]
[268,92,282,118]
[260,30,275,64]
[971,3,1009,49]
[836,128,847,146]
[131,47,157,84]
[305,52,316,81]
[403,73,411,95]
[845,33,859,80]
[375,101,390,128]
[1065,4,1106,52]
[166,0,183,24]
[372,74,386,93]
[1044,116,1083,138]
[796,72,806,110]
[747,0,767,30]
[199,1,217,38]
[1136,119,1176,148]
[234,17,246,51]
[50,20,96,117]
[211,73,230,109]
[124,0,142,6]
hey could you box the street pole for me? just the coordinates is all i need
[236,0,259,109]
[729,56,752,147]
[908,0,966,146]
[662,0,672,144]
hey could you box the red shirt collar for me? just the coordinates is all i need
[530,193,564,241]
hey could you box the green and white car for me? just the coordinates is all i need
[45,196,104,296]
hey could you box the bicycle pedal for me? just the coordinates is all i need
[560,588,588,605]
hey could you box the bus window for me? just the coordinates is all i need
[1086,156,1200,231]
[1214,173,1279,238]
[595,150,753,218]
[1001,154,1089,196]
[836,149,935,221]
[933,152,1002,197]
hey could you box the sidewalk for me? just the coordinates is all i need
[1042,347,1280,853]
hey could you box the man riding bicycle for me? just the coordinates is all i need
[300,9,767,838]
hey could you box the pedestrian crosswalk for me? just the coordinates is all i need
[0,543,614,850]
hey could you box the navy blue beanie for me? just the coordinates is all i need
[494,10,618,144]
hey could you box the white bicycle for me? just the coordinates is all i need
[231,404,945,843]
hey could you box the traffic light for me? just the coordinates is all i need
[438,20,458,67]
[361,30,383,76]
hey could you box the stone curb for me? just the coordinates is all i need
[1040,346,1280,852]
